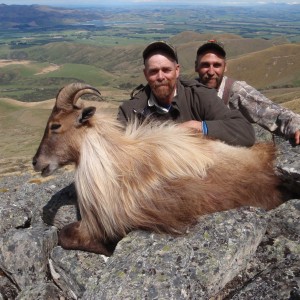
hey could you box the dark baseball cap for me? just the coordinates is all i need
[196,39,226,58]
[143,41,178,63]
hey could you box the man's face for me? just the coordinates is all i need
[144,53,179,105]
[195,51,227,90]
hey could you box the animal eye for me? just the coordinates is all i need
[50,123,61,130]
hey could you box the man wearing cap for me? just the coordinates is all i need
[195,39,300,145]
[117,41,255,147]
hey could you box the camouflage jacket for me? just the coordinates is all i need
[218,76,300,139]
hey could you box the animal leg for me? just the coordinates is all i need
[58,221,116,256]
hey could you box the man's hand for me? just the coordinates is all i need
[179,120,202,133]
[294,130,300,145]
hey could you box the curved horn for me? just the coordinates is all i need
[56,82,102,110]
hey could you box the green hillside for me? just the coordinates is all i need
[0,97,118,176]
[226,44,300,89]
[1,33,299,102]
[0,99,49,162]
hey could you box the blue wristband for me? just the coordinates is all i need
[202,121,208,135]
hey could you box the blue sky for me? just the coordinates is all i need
[1,0,300,6]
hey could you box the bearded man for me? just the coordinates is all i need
[117,41,255,147]
[195,39,300,145]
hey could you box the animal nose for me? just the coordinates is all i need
[32,157,37,167]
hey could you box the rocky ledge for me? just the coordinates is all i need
[0,133,299,300]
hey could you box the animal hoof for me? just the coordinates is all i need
[58,221,116,256]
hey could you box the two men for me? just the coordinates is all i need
[117,41,255,147]
[195,39,300,145]
[118,39,300,146]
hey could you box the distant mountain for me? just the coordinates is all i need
[0,3,299,103]
[0,4,103,29]
[1,3,300,40]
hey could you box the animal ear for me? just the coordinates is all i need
[78,106,96,124]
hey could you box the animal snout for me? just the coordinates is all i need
[32,155,42,172]
[32,156,37,167]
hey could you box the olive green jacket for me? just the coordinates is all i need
[117,79,255,147]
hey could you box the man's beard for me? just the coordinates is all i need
[152,81,175,102]
[202,75,223,89]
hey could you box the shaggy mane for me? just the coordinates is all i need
[75,112,281,241]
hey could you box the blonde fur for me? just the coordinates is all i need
[75,112,282,242]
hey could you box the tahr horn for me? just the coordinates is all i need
[55,82,102,110]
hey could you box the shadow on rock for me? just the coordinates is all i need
[43,182,81,229]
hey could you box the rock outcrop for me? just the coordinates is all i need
[0,133,299,299]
